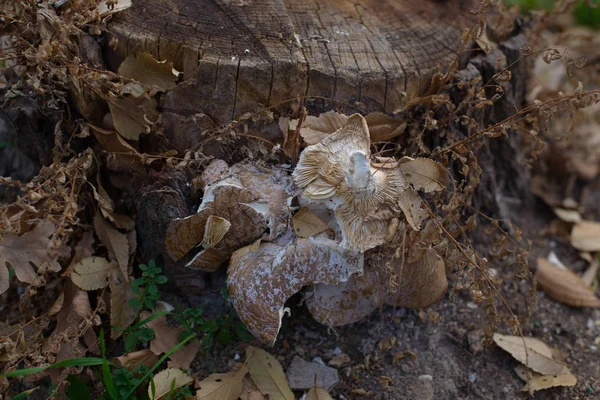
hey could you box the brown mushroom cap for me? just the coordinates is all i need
[227,236,363,345]
[165,160,295,271]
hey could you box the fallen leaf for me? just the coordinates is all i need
[305,387,334,400]
[240,376,262,400]
[289,111,348,145]
[292,208,329,238]
[109,268,136,338]
[70,257,113,291]
[114,349,158,370]
[0,221,70,293]
[553,208,582,224]
[571,221,600,252]
[96,0,132,18]
[365,112,406,142]
[535,258,600,307]
[119,52,177,92]
[582,259,599,287]
[149,368,193,400]
[88,123,144,168]
[108,95,158,141]
[399,157,450,193]
[246,346,293,400]
[514,364,577,394]
[493,333,570,375]
[246,391,266,400]
[200,216,231,249]
[195,364,248,400]
[62,231,95,277]
[378,336,397,351]
[94,211,130,282]
[144,311,198,369]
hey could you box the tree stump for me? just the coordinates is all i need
[106,0,477,124]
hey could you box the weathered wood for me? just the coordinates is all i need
[106,0,476,124]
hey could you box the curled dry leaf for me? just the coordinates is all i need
[493,333,571,375]
[70,256,113,291]
[398,157,451,193]
[143,311,198,369]
[166,161,294,271]
[286,110,348,145]
[62,231,95,277]
[571,221,600,252]
[364,112,406,142]
[514,364,577,395]
[228,237,363,345]
[195,364,248,400]
[149,368,193,400]
[553,208,582,224]
[0,221,70,294]
[94,211,131,282]
[118,52,177,92]
[305,387,334,400]
[535,258,600,307]
[114,349,159,370]
[246,346,294,400]
[292,207,329,238]
[108,94,158,141]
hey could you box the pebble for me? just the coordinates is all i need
[468,372,477,383]
[233,353,240,361]
[286,356,340,391]
[418,374,433,382]
[328,352,351,368]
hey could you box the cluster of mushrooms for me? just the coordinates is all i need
[166,114,451,345]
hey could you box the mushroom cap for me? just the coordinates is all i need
[293,114,408,252]
[227,236,363,345]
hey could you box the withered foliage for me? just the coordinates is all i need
[1,0,600,397]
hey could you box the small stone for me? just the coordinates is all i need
[395,308,406,318]
[233,353,240,361]
[418,374,433,382]
[312,356,325,365]
[328,352,351,368]
[286,356,339,391]
[466,302,478,310]
[468,372,477,383]
[467,329,485,354]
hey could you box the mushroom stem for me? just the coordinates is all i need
[346,151,372,195]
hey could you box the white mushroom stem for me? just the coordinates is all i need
[346,151,373,195]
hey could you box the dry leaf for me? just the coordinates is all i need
[94,211,130,283]
[399,157,450,193]
[0,221,70,293]
[246,346,294,400]
[292,208,329,238]
[247,391,266,400]
[582,259,599,287]
[195,364,248,400]
[144,311,198,369]
[149,368,193,400]
[364,112,406,142]
[493,333,570,375]
[571,221,600,252]
[200,216,231,249]
[553,208,582,224]
[114,349,159,370]
[70,257,112,291]
[535,258,600,307]
[62,231,95,277]
[378,336,397,351]
[289,111,348,145]
[305,387,334,400]
[96,0,132,18]
[109,268,136,338]
[514,364,577,394]
[118,52,177,92]
[108,95,158,141]
[88,123,144,168]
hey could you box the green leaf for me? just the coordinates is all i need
[155,275,168,284]
[139,263,148,271]
[12,388,39,400]
[217,328,231,346]
[100,330,119,400]
[1,357,106,378]
[234,322,252,342]
[67,375,92,400]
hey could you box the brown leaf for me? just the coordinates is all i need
[246,346,294,400]
[365,112,406,142]
[88,123,144,168]
[108,95,158,141]
[96,0,132,17]
[0,221,70,294]
[553,208,582,224]
[305,387,334,400]
[292,208,329,238]
[571,221,600,252]
[493,333,570,375]
[114,349,159,370]
[200,216,231,249]
[70,257,113,291]
[109,268,136,338]
[62,231,95,277]
[288,111,349,145]
[149,368,193,400]
[195,364,248,400]
[514,364,577,394]
[228,238,363,345]
[399,157,450,193]
[144,312,198,369]
[535,258,600,307]
[94,211,130,283]
[118,52,177,92]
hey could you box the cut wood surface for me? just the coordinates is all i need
[107,0,475,123]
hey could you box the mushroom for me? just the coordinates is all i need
[165,160,295,271]
[227,236,363,345]
[306,221,448,327]
[292,114,450,252]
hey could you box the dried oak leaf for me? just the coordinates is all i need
[114,349,158,370]
[166,161,294,271]
[535,257,600,307]
[246,346,294,400]
[195,364,248,400]
[514,364,577,395]
[0,221,70,294]
[228,237,363,345]
[571,221,600,252]
[70,257,113,291]
[143,311,198,369]
[149,368,193,400]
[493,333,571,375]
[119,52,177,92]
